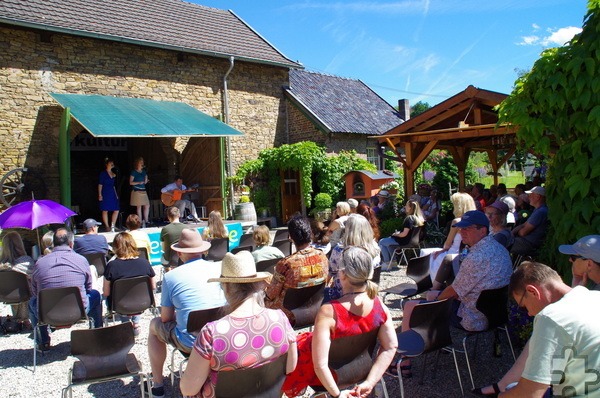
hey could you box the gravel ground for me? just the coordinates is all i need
[0,262,520,398]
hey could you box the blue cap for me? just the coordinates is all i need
[558,235,600,263]
[453,210,490,228]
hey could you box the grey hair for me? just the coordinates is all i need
[342,214,380,258]
[341,246,378,299]
[335,201,351,217]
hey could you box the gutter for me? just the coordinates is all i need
[223,56,235,219]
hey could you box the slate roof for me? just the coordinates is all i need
[285,69,404,135]
[0,0,301,68]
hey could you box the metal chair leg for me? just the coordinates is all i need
[449,347,464,396]
[462,336,475,389]
[503,326,516,361]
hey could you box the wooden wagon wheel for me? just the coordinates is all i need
[0,167,47,208]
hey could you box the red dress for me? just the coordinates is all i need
[282,297,387,397]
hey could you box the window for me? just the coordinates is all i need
[366,147,380,169]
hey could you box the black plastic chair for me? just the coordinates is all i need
[62,322,151,398]
[239,233,255,250]
[82,252,107,277]
[282,282,325,329]
[310,328,389,395]
[396,299,463,397]
[272,228,289,243]
[372,265,382,285]
[205,238,229,261]
[104,276,157,326]
[169,306,224,385]
[272,239,292,257]
[382,254,432,303]
[390,226,424,267]
[0,270,31,305]
[35,286,87,372]
[137,247,149,261]
[231,245,253,254]
[215,352,289,398]
[460,285,516,389]
[255,258,280,274]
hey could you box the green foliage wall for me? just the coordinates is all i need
[498,1,600,277]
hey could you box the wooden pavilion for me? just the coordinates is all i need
[374,85,517,196]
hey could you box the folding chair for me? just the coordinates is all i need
[104,276,158,326]
[231,245,253,254]
[282,282,325,329]
[310,328,389,397]
[272,228,289,243]
[396,298,463,398]
[390,226,424,267]
[35,286,87,372]
[82,252,107,277]
[372,265,382,285]
[239,233,255,250]
[0,270,31,306]
[169,306,223,385]
[382,254,432,303]
[205,238,229,261]
[459,285,516,389]
[255,258,280,274]
[272,239,292,257]
[214,353,289,398]
[62,322,151,398]
[137,247,149,261]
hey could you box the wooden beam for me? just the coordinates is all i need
[411,140,438,171]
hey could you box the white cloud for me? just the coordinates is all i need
[518,26,582,46]
[532,23,540,30]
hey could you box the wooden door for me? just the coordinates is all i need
[281,169,301,222]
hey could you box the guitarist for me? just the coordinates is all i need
[161,176,201,222]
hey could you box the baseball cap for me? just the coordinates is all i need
[525,186,545,196]
[453,210,490,228]
[377,190,390,198]
[558,235,600,263]
[83,218,101,230]
[486,201,509,215]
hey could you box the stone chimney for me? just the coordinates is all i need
[397,99,410,121]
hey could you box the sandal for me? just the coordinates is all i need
[472,382,501,397]
[385,359,412,378]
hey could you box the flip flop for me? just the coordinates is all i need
[472,382,501,397]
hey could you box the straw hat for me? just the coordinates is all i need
[171,229,211,253]
[208,251,272,283]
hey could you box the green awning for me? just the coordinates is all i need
[50,93,243,137]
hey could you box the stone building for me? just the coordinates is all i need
[285,69,406,169]
[0,0,301,220]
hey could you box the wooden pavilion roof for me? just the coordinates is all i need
[373,85,517,195]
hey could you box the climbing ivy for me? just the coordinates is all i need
[497,0,600,277]
[231,141,375,213]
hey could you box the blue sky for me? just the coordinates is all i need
[191,0,587,107]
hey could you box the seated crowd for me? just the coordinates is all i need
[2,180,599,398]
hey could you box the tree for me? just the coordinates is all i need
[497,0,600,277]
[410,101,431,117]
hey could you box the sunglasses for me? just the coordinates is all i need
[517,290,527,309]
[569,255,587,261]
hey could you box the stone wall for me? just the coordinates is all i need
[0,26,288,203]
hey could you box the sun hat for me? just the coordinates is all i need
[453,210,490,228]
[171,228,211,253]
[558,235,600,263]
[83,218,101,230]
[377,190,390,198]
[486,201,509,215]
[208,251,272,283]
[525,186,545,196]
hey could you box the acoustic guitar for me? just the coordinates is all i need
[161,184,199,206]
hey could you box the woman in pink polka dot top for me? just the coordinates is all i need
[180,251,298,398]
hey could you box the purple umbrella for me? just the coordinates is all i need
[0,199,76,230]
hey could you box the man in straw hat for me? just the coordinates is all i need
[147,229,226,398]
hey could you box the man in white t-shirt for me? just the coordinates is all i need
[500,262,600,397]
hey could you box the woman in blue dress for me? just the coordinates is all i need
[129,157,150,227]
[98,158,119,232]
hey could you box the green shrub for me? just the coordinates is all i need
[313,193,332,210]
[239,195,250,203]
[379,217,404,238]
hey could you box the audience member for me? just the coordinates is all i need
[499,262,600,397]
[29,228,102,350]
[265,215,328,326]
[369,195,381,217]
[347,198,358,213]
[355,202,381,241]
[202,210,228,241]
[326,214,381,301]
[0,231,35,328]
[421,189,441,224]
[282,247,397,397]
[180,251,297,398]
[103,232,155,336]
[496,184,517,226]
[485,201,514,249]
[41,231,54,256]
[160,207,188,269]
[511,186,548,256]
[73,218,109,255]
[310,220,331,254]
[147,229,226,398]
[251,225,284,263]
[125,214,152,256]
[471,183,486,211]
[327,202,351,248]
[378,199,424,270]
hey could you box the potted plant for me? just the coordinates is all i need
[251,188,270,218]
[310,193,333,222]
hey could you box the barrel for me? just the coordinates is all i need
[235,202,257,222]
